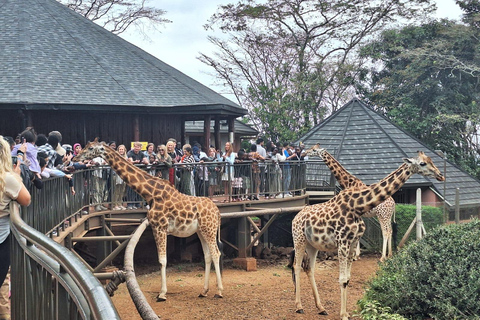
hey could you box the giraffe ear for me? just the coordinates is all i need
[403,157,414,164]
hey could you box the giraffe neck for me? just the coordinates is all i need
[320,150,365,189]
[103,149,156,201]
[353,163,413,214]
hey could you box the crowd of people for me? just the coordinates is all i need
[17,129,310,203]
[2,128,310,208]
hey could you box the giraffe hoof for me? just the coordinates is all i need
[296,309,304,314]
[198,293,207,298]
[213,294,223,299]
[156,296,166,302]
[319,310,328,315]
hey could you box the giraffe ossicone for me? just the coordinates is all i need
[74,139,224,301]
[291,149,444,319]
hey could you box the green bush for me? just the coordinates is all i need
[394,204,444,245]
[358,219,480,319]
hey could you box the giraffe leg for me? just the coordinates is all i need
[198,229,224,298]
[305,244,327,315]
[151,227,168,302]
[338,240,357,320]
[197,232,212,298]
[292,238,306,314]
[387,233,392,258]
[210,236,224,299]
[354,241,361,261]
[380,221,392,262]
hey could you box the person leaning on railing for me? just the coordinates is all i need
[0,136,31,320]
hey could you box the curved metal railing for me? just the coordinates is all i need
[9,203,120,319]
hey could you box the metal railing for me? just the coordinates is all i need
[9,204,120,320]
[22,160,324,234]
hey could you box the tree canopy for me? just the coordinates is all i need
[356,1,480,177]
[201,0,436,143]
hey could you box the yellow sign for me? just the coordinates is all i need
[130,142,149,151]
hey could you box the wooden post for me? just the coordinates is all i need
[204,115,211,149]
[228,117,234,147]
[237,216,248,258]
[416,188,423,240]
[133,114,140,141]
[233,216,257,271]
[455,188,460,224]
[214,118,221,150]
[180,117,186,146]
[398,217,416,249]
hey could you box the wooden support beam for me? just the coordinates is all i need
[204,114,211,149]
[71,235,132,242]
[214,118,221,150]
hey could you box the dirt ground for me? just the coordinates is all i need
[111,254,380,320]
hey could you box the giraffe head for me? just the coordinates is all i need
[73,138,109,162]
[304,143,325,158]
[404,151,445,181]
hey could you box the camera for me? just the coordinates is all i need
[12,156,18,166]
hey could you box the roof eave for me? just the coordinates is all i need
[2,103,247,117]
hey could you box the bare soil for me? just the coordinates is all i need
[111,254,380,320]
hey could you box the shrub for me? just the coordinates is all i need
[394,204,443,245]
[358,219,480,319]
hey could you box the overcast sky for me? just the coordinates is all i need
[121,0,464,100]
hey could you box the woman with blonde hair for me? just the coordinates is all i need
[156,144,172,181]
[221,141,236,199]
[0,136,31,313]
[112,144,128,210]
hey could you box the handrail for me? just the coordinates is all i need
[9,204,120,319]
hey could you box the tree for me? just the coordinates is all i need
[356,7,480,177]
[200,0,436,143]
[61,0,170,34]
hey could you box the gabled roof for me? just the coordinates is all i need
[185,120,258,136]
[298,98,480,208]
[0,0,245,116]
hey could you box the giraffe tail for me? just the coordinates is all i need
[287,249,296,288]
[217,218,224,274]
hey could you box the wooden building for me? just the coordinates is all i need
[0,0,246,148]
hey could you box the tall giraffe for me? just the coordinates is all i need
[74,139,224,301]
[305,143,396,261]
[290,151,444,319]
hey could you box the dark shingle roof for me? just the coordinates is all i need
[0,0,245,115]
[298,98,480,208]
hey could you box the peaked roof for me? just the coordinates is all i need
[0,0,245,116]
[298,98,480,208]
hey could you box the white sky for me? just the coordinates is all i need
[121,0,464,100]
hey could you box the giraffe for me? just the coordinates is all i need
[289,151,444,319]
[74,139,224,301]
[305,143,395,261]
